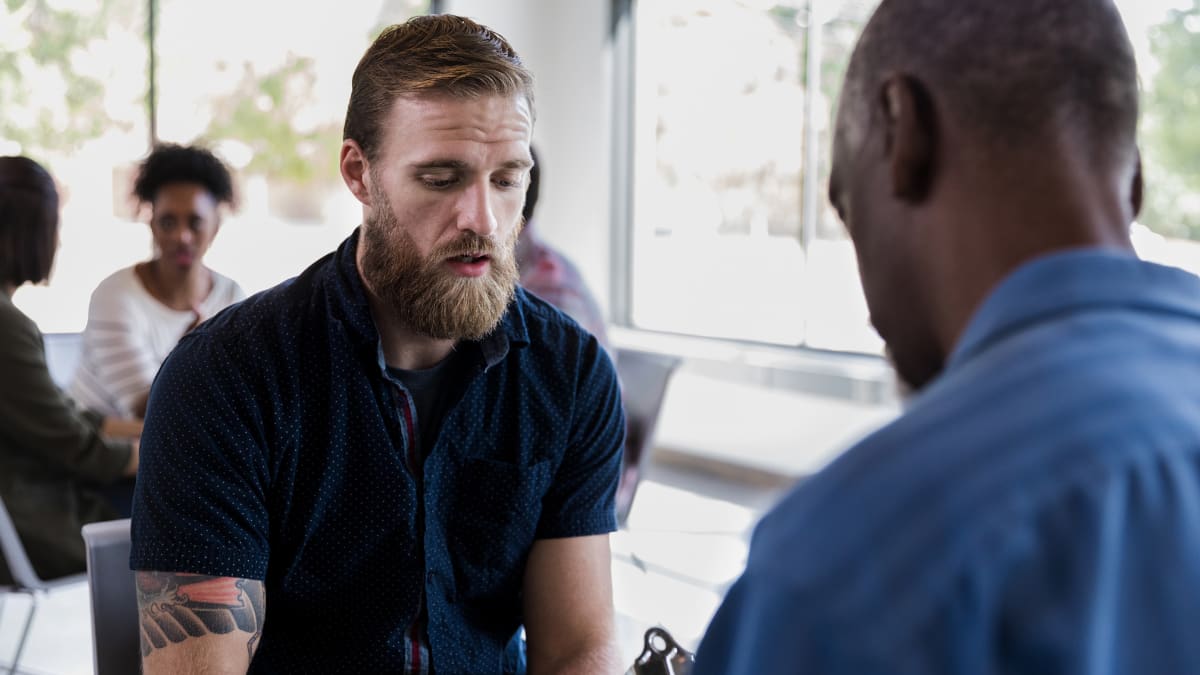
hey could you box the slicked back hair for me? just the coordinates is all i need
[344,14,535,163]
[841,0,1139,168]
[0,156,59,287]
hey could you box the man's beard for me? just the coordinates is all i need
[359,192,520,341]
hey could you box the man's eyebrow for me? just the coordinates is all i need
[409,158,533,171]
[410,159,469,171]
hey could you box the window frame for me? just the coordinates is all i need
[608,0,895,400]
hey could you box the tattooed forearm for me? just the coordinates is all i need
[136,571,266,660]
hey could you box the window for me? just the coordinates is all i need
[628,0,880,353]
[1121,0,1200,274]
[4,0,150,333]
[627,0,1200,355]
[5,0,430,333]
[154,0,429,295]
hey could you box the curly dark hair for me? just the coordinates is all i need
[133,143,235,207]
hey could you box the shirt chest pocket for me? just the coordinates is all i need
[447,457,551,603]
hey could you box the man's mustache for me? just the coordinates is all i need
[429,230,514,260]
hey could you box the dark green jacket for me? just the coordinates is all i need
[0,291,132,583]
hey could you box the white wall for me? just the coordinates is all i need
[442,0,616,318]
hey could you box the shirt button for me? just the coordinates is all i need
[427,571,435,584]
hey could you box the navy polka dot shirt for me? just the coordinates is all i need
[130,230,625,674]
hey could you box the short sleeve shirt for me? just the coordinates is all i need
[130,229,625,674]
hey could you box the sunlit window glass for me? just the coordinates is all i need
[631,0,1200,355]
[630,0,881,352]
[154,0,430,296]
[4,0,150,333]
[1121,0,1200,273]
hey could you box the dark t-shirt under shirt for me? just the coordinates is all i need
[388,347,473,456]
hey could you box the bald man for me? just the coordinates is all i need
[696,1,1200,673]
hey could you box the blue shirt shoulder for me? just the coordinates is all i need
[697,251,1200,674]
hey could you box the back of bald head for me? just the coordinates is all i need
[842,0,1139,169]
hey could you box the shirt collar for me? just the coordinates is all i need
[331,228,531,371]
[947,247,1200,371]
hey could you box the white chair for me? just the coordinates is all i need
[81,519,139,675]
[41,332,83,389]
[0,494,87,675]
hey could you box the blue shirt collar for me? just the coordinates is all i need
[948,247,1200,371]
[331,228,531,371]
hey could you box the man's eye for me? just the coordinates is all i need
[421,176,457,189]
[493,175,523,189]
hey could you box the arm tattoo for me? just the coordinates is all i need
[136,572,266,660]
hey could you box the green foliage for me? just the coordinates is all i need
[204,0,431,186]
[0,0,142,155]
[369,0,431,40]
[202,55,342,185]
[1142,0,1200,239]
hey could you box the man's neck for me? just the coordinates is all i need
[368,294,458,370]
[354,231,458,370]
[927,153,1136,358]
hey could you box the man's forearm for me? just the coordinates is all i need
[101,415,144,439]
[532,640,623,675]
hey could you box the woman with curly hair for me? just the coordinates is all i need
[70,144,245,418]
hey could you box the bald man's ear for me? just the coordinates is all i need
[879,74,936,203]
[1131,149,1144,220]
[340,139,371,206]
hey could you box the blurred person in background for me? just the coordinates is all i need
[697,0,1200,672]
[69,143,244,419]
[517,146,610,351]
[0,155,140,583]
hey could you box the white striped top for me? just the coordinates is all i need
[68,265,244,418]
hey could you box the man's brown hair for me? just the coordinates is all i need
[0,156,59,287]
[344,14,535,162]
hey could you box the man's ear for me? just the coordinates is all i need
[340,139,371,206]
[1131,148,1144,220]
[879,73,937,203]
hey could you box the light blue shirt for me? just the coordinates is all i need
[697,249,1200,675]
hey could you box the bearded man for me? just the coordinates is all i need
[130,15,624,675]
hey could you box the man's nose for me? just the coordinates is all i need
[457,181,498,238]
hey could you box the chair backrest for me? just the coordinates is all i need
[42,332,83,388]
[616,349,680,457]
[81,518,140,675]
[0,492,45,590]
[614,349,682,522]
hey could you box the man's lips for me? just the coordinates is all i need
[446,251,490,263]
[444,252,491,277]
